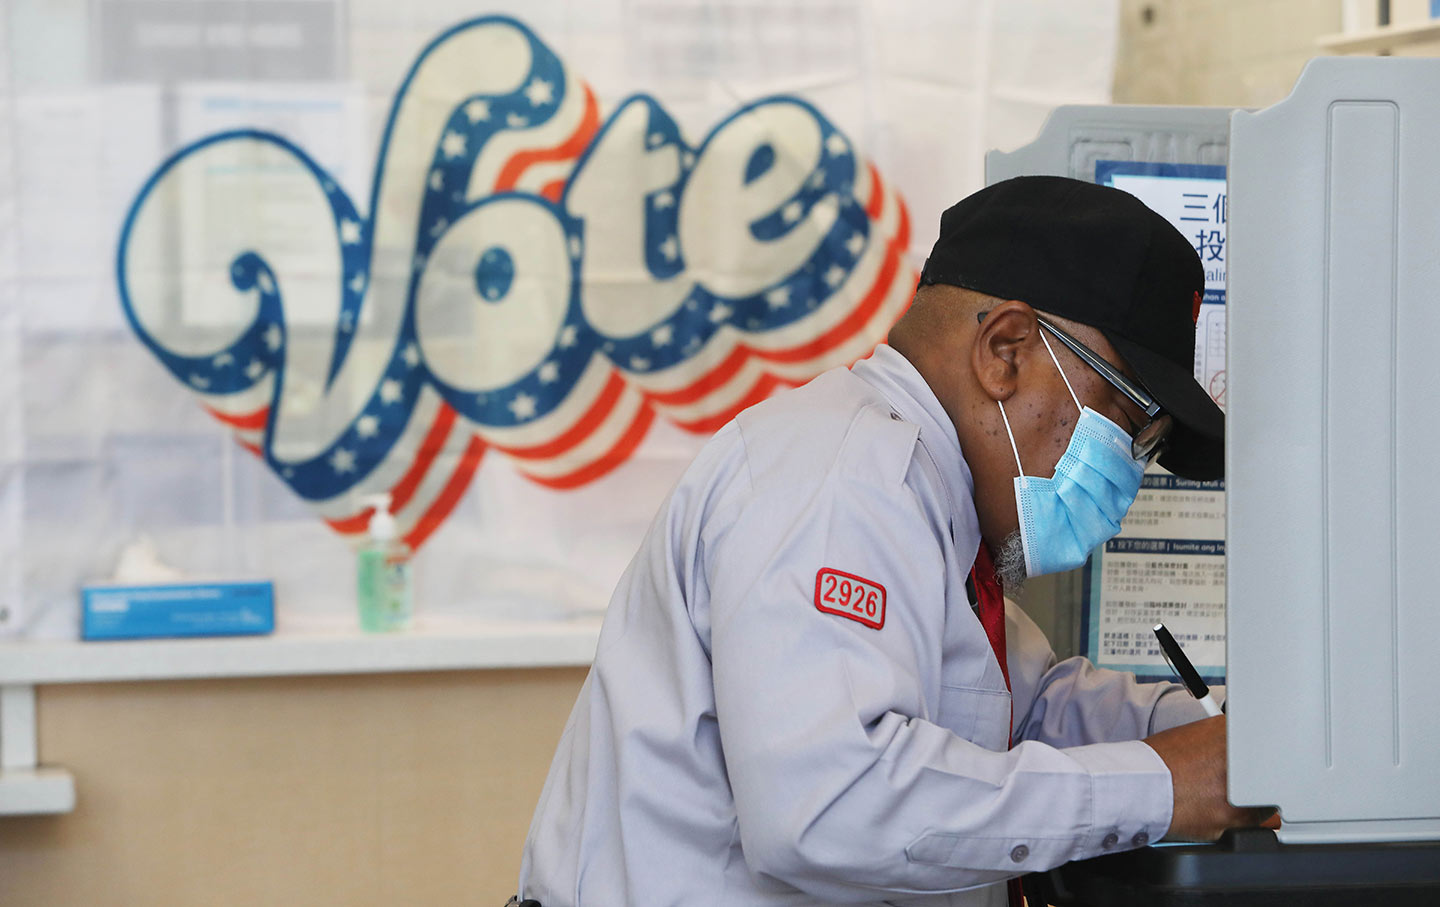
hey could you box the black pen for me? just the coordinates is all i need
[1153,623,1223,717]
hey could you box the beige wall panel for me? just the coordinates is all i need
[1115,0,1345,107]
[0,668,588,907]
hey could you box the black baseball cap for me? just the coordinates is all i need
[919,175,1224,481]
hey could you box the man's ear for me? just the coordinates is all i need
[971,300,1039,403]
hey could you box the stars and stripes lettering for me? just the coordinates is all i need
[116,15,915,553]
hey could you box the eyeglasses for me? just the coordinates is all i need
[977,311,1173,463]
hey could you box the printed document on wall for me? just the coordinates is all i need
[1084,161,1227,683]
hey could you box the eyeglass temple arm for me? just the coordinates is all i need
[976,310,1161,418]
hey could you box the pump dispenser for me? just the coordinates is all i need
[355,493,412,632]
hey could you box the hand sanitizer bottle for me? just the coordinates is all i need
[356,494,412,632]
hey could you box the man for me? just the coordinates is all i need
[516,176,1271,906]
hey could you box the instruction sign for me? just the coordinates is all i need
[1084,161,1227,683]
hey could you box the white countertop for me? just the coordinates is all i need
[0,616,604,685]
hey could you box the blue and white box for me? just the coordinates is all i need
[81,581,275,641]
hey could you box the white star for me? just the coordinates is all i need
[264,324,282,351]
[558,324,579,349]
[648,132,664,148]
[339,218,362,245]
[682,151,695,167]
[188,374,210,389]
[509,392,538,421]
[659,235,679,261]
[524,77,555,107]
[824,264,847,288]
[538,361,560,384]
[808,170,825,189]
[349,273,366,294]
[846,232,865,256]
[428,169,444,191]
[709,302,732,324]
[650,324,673,347]
[401,343,420,368]
[245,360,265,380]
[441,130,467,159]
[413,252,427,272]
[507,112,528,128]
[430,218,448,237]
[339,313,354,333]
[630,355,651,370]
[212,352,233,368]
[765,286,790,308]
[329,447,356,474]
[355,415,379,438]
[653,190,675,210]
[568,235,582,259]
[825,133,849,156]
[257,272,275,294]
[781,201,803,224]
[379,378,403,404]
[464,99,491,122]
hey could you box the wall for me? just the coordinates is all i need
[1114,0,1342,107]
[0,668,587,906]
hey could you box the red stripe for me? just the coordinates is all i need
[493,370,627,460]
[206,405,269,431]
[388,404,458,513]
[863,162,884,221]
[671,373,792,434]
[524,405,656,490]
[238,440,263,458]
[326,512,370,535]
[325,404,462,535]
[644,347,749,407]
[644,185,911,415]
[539,179,567,202]
[493,84,600,193]
[324,371,626,537]
[757,197,911,366]
[401,435,488,552]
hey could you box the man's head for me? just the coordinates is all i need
[889,176,1223,587]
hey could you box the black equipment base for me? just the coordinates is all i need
[1025,828,1440,907]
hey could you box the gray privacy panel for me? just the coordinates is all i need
[1227,57,1440,843]
[985,105,1232,184]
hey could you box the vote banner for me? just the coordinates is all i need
[116,15,914,556]
[0,1,1121,637]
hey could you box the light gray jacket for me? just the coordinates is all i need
[519,344,1211,906]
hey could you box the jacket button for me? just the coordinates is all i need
[1010,844,1030,863]
[1132,832,1150,847]
[1102,832,1119,849]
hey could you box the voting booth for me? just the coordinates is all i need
[989,57,1440,904]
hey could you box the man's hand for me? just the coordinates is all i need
[1143,715,1277,842]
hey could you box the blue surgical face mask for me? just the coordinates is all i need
[997,331,1145,577]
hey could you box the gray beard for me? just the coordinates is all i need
[994,530,1028,593]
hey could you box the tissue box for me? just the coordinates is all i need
[81,581,275,641]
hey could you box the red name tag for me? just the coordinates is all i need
[814,568,886,630]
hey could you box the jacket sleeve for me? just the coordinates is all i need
[1005,602,1222,747]
[707,462,1173,903]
